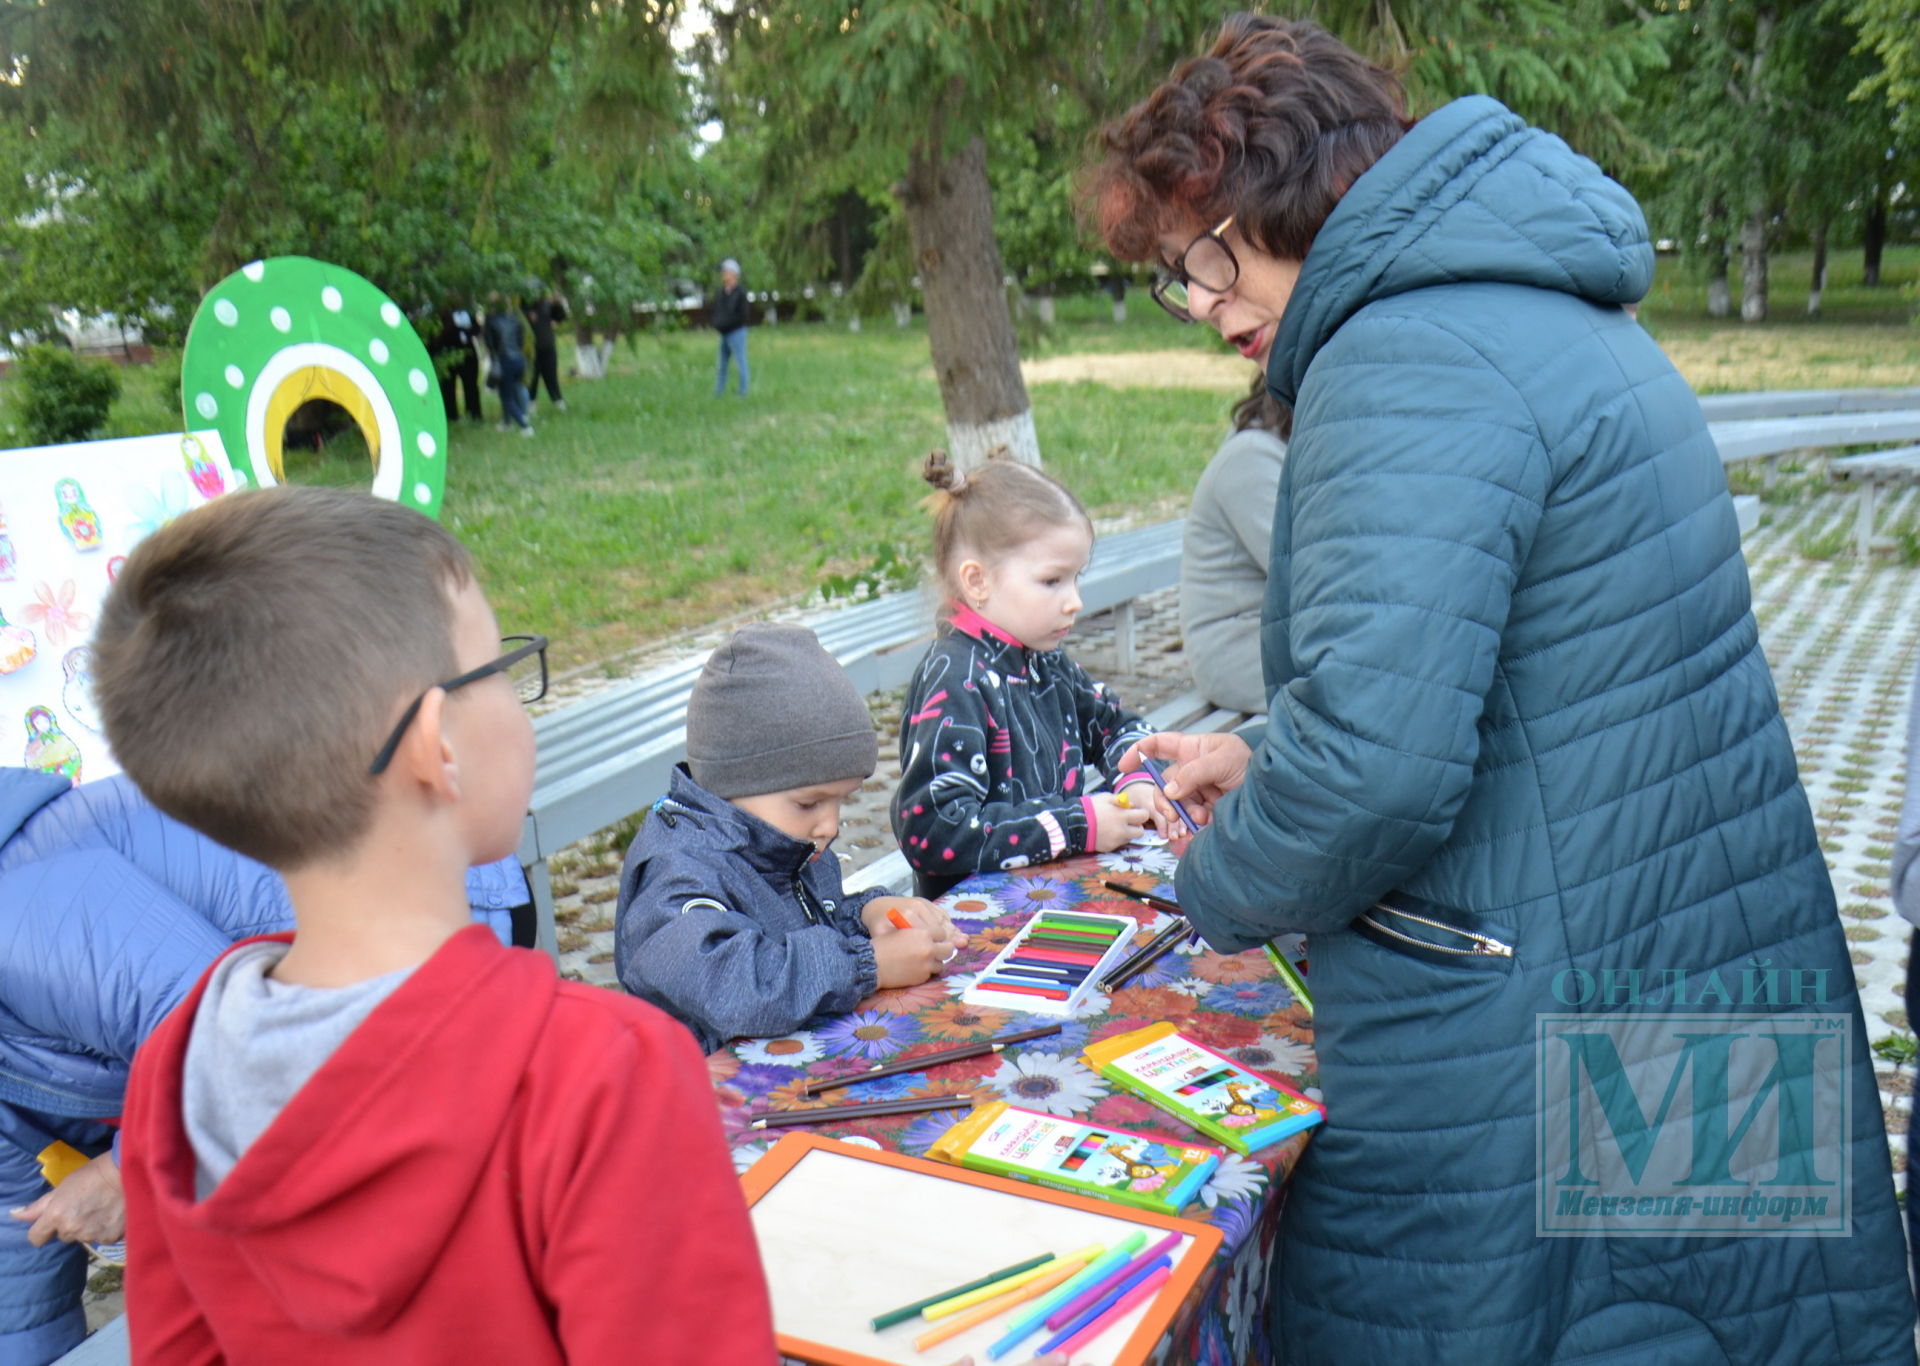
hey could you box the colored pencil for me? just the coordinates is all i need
[1031,910,1127,930]
[1037,1255,1173,1354]
[981,979,1069,1000]
[1264,941,1315,1016]
[886,906,915,930]
[1099,879,1184,916]
[869,1252,1056,1331]
[1054,1264,1173,1357]
[1139,754,1201,834]
[1099,917,1195,991]
[1045,1230,1182,1328]
[923,1242,1101,1318]
[803,1024,1063,1096]
[912,1260,1086,1351]
[987,1233,1146,1360]
[748,1094,974,1130]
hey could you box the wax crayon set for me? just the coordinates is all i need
[929,1100,1222,1215]
[1082,1022,1324,1156]
[960,910,1139,1017]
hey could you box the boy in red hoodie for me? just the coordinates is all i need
[91,486,774,1364]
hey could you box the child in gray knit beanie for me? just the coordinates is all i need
[613,624,964,1053]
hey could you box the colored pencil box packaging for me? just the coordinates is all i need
[1082,1022,1324,1156]
[928,1100,1222,1215]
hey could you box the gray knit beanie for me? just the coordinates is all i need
[686,624,878,799]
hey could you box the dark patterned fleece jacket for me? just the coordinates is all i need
[890,606,1156,898]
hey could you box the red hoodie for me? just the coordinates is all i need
[121,925,776,1364]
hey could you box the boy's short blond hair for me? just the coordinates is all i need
[93,485,473,870]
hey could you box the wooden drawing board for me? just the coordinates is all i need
[740,1133,1223,1366]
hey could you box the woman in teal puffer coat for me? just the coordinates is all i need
[1095,15,1914,1366]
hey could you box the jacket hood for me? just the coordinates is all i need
[0,768,71,844]
[642,764,820,878]
[1268,95,1653,405]
[136,927,558,1335]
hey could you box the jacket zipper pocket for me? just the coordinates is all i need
[1359,904,1514,959]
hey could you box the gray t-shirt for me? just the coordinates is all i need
[181,941,413,1200]
[1180,426,1287,715]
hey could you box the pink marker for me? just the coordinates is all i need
[1045,1229,1182,1329]
[1056,1264,1173,1358]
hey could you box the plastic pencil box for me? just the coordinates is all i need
[959,910,1139,1017]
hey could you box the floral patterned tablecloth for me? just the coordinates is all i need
[715,842,1316,1366]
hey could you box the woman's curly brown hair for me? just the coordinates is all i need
[1087,14,1410,265]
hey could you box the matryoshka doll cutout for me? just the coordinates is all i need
[0,609,34,675]
[0,504,16,582]
[62,648,100,732]
[55,479,102,552]
[24,706,81,786]
[181,434,225,502]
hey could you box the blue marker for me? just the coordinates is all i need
[1139,754,1201,835]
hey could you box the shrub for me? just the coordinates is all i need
[11,345,121,445]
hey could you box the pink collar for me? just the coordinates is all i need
[947,603,1026,650]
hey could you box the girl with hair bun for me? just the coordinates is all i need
[890,451,1167,900]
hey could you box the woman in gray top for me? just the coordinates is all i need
[1180,373,1286,714]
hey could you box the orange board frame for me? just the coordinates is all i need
[739,1132,1226,1366]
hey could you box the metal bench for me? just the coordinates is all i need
[1695,387,1920,422]
[519,519,1187,952]
[1828,444,1920,558]
[1707,409,1920,466]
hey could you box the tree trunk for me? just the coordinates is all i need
[1705,233,1731,319]
[1864,188,1887,287]
[1807,218,1829,319]
[897,135,1038,469]
[1739,205,1768,323]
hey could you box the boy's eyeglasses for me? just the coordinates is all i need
[368,634,549,776]
[1149,215,1240,323]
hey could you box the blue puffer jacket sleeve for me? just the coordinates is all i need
[1178,314,1548,949]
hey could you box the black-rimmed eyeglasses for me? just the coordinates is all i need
[1150,215,1240,323]
[368,634,549,776]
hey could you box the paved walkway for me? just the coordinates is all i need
[541,476,1920,1177]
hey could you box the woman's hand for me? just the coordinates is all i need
[10,1152,123,1248]
[1118,733,1254,827]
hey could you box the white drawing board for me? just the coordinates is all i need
[741,1134,1221,1366]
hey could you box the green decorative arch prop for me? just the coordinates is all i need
[180,256,447,518]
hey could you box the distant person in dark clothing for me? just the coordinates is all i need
[429,303,483,423]
[523,283,568,413]
[483,292,533,436]
[711,258,750,397]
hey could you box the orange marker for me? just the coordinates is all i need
[912,1260,1084,1352]
[887,907,914,930]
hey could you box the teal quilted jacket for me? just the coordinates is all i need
[1176,97,1915,1364]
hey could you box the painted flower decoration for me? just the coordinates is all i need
[1090,1092,1162,1130]
[21,579,91,648]
[1002,875,1084,913]
[1189,949,1272,984]
[126,471,190,544]
[823,1070,923,1102]
[1226,1033,1317,1080]
[988,1050,1108,1116]
[943,889,1007,922]
[729,1140,773,1176]
[1130,1171,1169,1192]
[817,1009,922,1060]
[920,998,1015,1041]
[1199,1153,1270,1208]
[727,1062,803,1097]
[1098,844,1180,877]
[1186,1012,1262,1052]
[707,1051,742,1086]
[900,1109,967,1155]
[860,978,952,1015]
[1167,975,1216,999]
[736,1032,825,1068]
[1204,978,1296,1017]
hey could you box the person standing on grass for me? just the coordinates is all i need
[711,258,750,398]
[1096,13,1915,1365]
[483,291,533,437]
[522,282,568,415]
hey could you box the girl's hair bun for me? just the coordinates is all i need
[922,449,964,493]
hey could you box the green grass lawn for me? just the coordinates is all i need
[2,244,1913,673]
